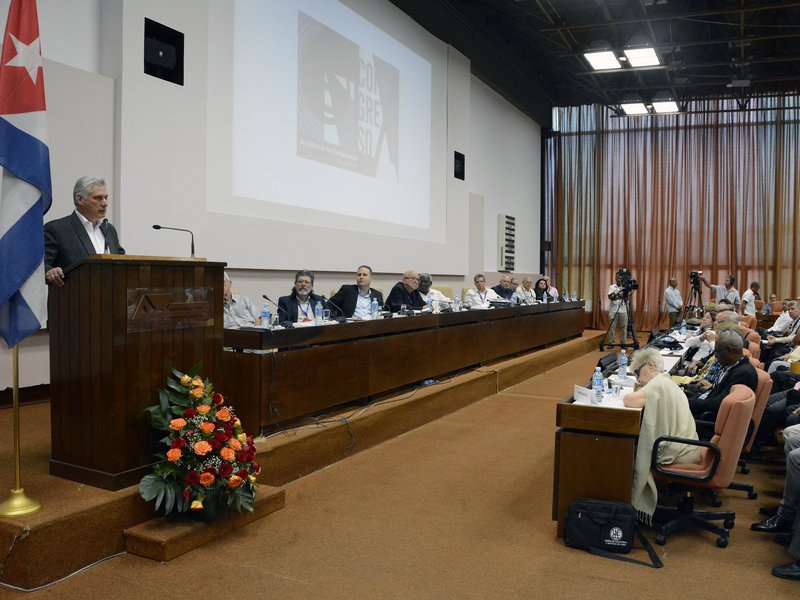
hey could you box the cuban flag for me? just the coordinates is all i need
[0,0,52,348]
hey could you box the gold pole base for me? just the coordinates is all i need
[0,488,42,517]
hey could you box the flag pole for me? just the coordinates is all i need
[0,344,41,517]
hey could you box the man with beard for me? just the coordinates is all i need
[278,269,325,324]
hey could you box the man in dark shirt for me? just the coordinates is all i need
[688,329,758,437]
[492,274,514,301]
[384,270,425,313]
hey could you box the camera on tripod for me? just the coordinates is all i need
[616,268,638,295]
[689,270,703,288]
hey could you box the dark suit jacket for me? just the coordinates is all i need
[44,212,125,272]
[327,285,383,318]
[688,357,758,419]
[384,282,425,312]
[277,292,325,324]
[492,284,514,300]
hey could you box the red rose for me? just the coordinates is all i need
[236,468,249,479]
[182,488,191,499]
[184,471,200,485]
[212,392,225,406]
[251,461,261,473]
[170,437,185,449]
[218,463,233,478]
[183,408,197,418]
[205,466,217,475]
[210,438,222,450]
[236,451,249,462]
[215,430,229,442]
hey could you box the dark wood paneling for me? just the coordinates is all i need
[222,303,585,431]
[49,256,225,490]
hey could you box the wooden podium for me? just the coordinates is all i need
[47,255,225,490]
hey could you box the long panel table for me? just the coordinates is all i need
[221,301,584,433]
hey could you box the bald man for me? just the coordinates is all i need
[384,270,426,313]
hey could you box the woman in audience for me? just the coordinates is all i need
[624,347,700,522]
[533,278,556,302]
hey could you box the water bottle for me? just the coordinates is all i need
[426,296,433,311]
[680,320,687,335]
[563,288,569,301]
[572,290,578,301]
[591,367,604,405]
[618,350,627,380]
[261,303,271,329]
[314,300,323,325]
[453,295,461,311]
[370,297,379,320]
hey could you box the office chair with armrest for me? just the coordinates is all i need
[770,300,785,314]
[651,384,755,548]
[731,368,772,482]
[741,314,757,329]
[739,326,762,360]
[431,284,454,299]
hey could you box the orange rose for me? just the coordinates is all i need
[199,422,216,435]
[191,376,204,388]
[216,408,231,422]
[193,441,212,456]
[220,447,235,461]
[197,404,211,415]
[166,448,182,462]
[228,438,242,451]
[199,472,215,487]
[190,499,204,511]
[189,387,204,398]
[180,374,192,387]
[169,418,187,431]
[227,475,243,489]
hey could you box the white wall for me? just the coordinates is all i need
[1,0,543,389]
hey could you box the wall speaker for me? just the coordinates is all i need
[454,151,465,180]
[144,18,184,86]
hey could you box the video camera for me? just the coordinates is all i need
[689,270,703,288]
[615,268,638,295]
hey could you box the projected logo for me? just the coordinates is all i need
[296,12,399,180]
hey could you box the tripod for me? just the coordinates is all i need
[600,292,640,352]
[683,283,704,320]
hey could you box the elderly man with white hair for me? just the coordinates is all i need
[222,272,262,329]
[623,347,699,522]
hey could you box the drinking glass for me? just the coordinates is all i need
[322,309,331,321]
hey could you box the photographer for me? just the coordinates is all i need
[700,274,741,312]
[606,269,629,345]
[663,277,683,328]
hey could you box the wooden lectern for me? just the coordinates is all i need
[47,255,225,490]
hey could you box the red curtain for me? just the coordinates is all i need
[544,96,800,333]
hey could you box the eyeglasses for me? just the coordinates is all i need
[295,279,312,286]
[634,364,647,378]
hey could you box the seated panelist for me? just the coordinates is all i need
[512,277,535,305]
[491,275,514,301]
[327,265,384,319]
[418,273,450,312]
[222,272,261,329]
[384,270,426,313]
[278,269,325,324]
[534,278,557,302]
[464,273,500,309]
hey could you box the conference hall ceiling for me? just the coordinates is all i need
[390,0,800,126]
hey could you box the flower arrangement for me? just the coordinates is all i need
[139,368,261,519]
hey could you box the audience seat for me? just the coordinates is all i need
[651,384,755,548]
[730,368,772,487]
[770,300,784,314]
[741,314,757,329]
[739,326,762,360]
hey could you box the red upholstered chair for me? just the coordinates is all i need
[739,326,761,360]
[651,384,755,547]
[741,314,757,330]
[770,300,784,314]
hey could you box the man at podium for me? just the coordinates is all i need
[44,176,125,287]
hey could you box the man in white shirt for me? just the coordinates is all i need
[222,272,262,328]
[543,275,559,299]
[464,273,500,309]
[44,176,125,287]
[606,271,628,345]
[741,281,761,317]
[700,274,741,311]
[417,273,450,312]
[512,277,535,305]
[663,277,683,328]
[770,300,794,335]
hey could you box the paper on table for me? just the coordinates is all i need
[572,384,640,410]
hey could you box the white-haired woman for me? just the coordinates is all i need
[626,347,700,522]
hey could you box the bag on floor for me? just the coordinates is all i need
[564,498,662,568]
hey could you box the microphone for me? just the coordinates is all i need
[153,224,195,257]
[322,295,348,321]
[262,294,292,327]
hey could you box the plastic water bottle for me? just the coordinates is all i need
[563,288,569,301]
[260,303,271,329]
[370,297,379,320]
[314,301,323,325]
[572,290,578,301]
[453,295,461,311]
[426,296,433,311]
[591,367,604,405]
[618,350,628,380]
